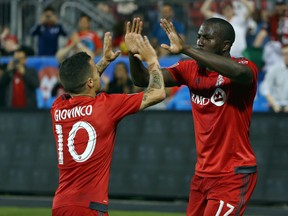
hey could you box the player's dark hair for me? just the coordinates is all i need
[204,18,235,45]
[43,6,55,13]
[59,52,92,94]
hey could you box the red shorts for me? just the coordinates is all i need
[186,173,257,216]
[52,206,109,216]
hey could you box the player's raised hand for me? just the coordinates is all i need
[134,36,157,65]
[160,18,184,54]
[125,17,143,54]
[103,32,121,62]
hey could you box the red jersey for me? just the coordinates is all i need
[167,58,258,177]
[12,71,26,108]
[50,92,143,210]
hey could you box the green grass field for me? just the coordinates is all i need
[0,207,185,216]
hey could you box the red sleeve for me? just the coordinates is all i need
[166,60,198,86]
[104,92,144,123]
[247,60,258,86]
[234,58,258,87]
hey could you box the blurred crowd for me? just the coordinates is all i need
[0,0,288,113]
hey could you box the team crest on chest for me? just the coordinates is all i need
[191,74,227,107]
[211,88,226,106]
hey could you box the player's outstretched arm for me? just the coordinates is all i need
[126,18,180,88]
[160,19,253,85]
[125,17,150,87]
[96,32,121,76]
[160,18,185,54]
[134,36,166,110]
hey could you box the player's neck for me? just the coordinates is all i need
[70,93,95,98]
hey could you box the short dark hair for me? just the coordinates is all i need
[59,52,92,94]
[43,6,55,13]
[204,18,235,45]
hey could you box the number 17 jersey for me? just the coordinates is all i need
[50,92,143,210]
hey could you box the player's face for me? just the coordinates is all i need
[197,24,223,55]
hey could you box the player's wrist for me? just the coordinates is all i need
[146,59,159,68]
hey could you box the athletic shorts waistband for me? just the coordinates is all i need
[234,165,257,174]
[89,202,108,213]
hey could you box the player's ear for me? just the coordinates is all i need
[222,40,232,53]
[87,77,94,88]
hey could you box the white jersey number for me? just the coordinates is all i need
[55,121,97,164]
[215,200,235,216]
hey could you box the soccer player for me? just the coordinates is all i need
[51,32,165,216]
[126,17,258,216]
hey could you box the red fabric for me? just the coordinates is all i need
[269,14,280,41]
[11,71,26,108]
[52,206,108,216]
[186,173,257,216]
[268,14,288,45]
[50,92,143,210]
[167,58,258,177]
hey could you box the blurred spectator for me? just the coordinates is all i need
[246,8,270,48]
[56,33,94,63]
[0,26,34,56]
[66,14,102,56]
[268,0,288,45]
[112,21,128,55]
[151,3,185,57]
[30,6,66,56]
[263,40,283,72]
[260,45,288,113]
[0,64,6,107]
[0,48,39,108]
[263,1,288,71]
[201,0,254,57]
[105,62,134,94]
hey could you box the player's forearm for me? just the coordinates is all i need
[140,61,166,110]
[96,57,110,76]
[129,52,150,87]
[182,46,253,84]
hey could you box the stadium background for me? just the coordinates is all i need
[0,0,288,215]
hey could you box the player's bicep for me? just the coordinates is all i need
[162,68,181,87]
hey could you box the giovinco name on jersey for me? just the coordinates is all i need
[54,105,93,121]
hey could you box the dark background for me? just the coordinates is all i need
[0,110,287,203]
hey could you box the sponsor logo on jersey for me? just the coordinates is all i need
[191,74,227,106]
[191,88,226,107]
[54,105,93,121]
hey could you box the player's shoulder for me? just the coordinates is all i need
[51,94,72,109]
[233,57,251,64]
[167,58,197,69]
[233,57,257,69]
